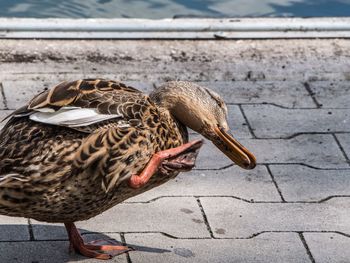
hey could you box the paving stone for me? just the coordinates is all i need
[77,197,209,239]
[0,215,29,241]
[336,133,350,161]
[0,237,128,263]
[125,232,310,263]
[200,197,350,238]
[197,81,314,108]
[303,233,350,263]
[32,197,209,240]
[128,165,281,202]
[270,165,350,202]
[242,105,350,138]
[308,81,350,108]
[242,134,349,169]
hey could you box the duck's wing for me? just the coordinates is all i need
[1,79,159,192]
[5,79,152,132]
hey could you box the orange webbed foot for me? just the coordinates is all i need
[65,223,132,260]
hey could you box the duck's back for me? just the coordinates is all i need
[0,79,187,222]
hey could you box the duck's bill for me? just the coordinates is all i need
[213,126,256,170]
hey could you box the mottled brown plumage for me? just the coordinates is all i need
[0,79,189,222]
[0,79,256,259]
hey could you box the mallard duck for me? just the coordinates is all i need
[0,79,256,259]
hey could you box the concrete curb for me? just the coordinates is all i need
[1,17,350,39]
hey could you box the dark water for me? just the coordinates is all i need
[0,0,349,18]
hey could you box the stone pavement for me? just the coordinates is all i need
[0,39,349,262]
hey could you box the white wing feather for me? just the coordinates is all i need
[29,107,122,127]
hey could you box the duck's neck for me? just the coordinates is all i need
[154,103,189,146]
[150,88,203,132]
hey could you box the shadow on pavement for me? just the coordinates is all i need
[0,224,170,262]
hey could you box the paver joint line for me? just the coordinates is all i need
[194,163,234,171]
[257,131,350,140]
[196,198,214,238]
[233,102,318,110]
[299,232,316,263]
[120,233,133,263]
[303,82,322,108]
[247,231,349,241]
[124,195,256,204]
[314,195,350,203]
[27,219,35,241]
[238,104,257,139]
[124,231,350,240]
[125,194,350,204]
[0,82,7,110]
[333,134,350,165]
[266,165,286,202]
[27,230,350,241]
[6,230,350,242]
[262,162,350,170]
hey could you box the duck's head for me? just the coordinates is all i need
[150,81,256,170]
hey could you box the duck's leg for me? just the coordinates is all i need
[64,222,131,259]
[128,139,203,189]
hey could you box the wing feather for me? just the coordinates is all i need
[2,78,158,192]
[29,107,122,127]
[5,79,152,131]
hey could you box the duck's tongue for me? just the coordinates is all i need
[159,139,203,173]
